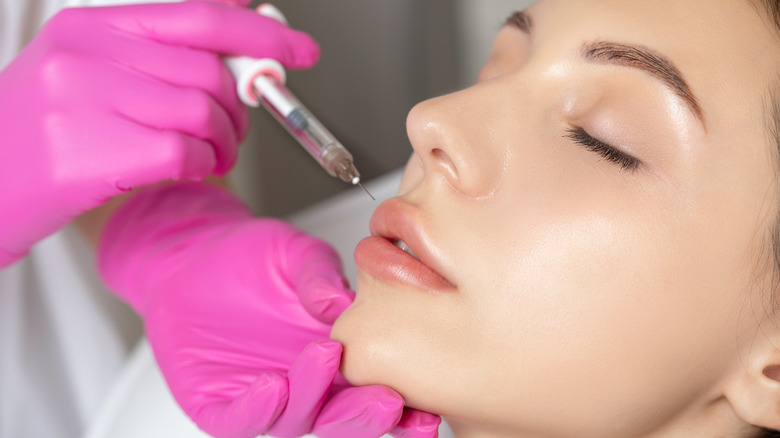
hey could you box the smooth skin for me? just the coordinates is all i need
[333,1,780,437]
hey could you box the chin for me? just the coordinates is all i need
[332,307,436,416]
[331,281,420,401]
[331,271,396,384]
[331,272,469,415]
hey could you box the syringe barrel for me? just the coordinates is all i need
[253,75,353,178]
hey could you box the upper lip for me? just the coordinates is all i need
[369,198,455,287]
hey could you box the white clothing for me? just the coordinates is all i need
[1,2,150,438]
[0,227,142,438]
[1,0,167,70]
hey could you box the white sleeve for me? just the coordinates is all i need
[0,226,143,438]
[0,0,180,69]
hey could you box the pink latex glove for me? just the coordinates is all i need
[98,182,440,438]
[0,0,319,267]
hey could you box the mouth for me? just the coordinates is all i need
[394,239,420,261]
[354,199,455,292]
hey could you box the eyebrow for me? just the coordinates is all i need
[505,12,705,125]
[583,42,703,122]
[505,10,533,33]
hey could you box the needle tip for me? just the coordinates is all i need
[357,182,376,200]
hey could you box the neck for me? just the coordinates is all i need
[444,396,753,438]
[446,418,545,438]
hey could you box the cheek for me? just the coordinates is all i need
[442,185,750,433]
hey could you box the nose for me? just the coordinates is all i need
[405,86,509,198]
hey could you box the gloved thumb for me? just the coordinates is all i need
[193,372,289,438]
[389,409,442,438]
[267,339,342,437]
[313,385,405,438]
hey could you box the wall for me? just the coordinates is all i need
[454,0,537,87]
[233,0,538,216]
[233,0,459,215]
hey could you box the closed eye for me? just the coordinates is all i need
[565,127,641,173]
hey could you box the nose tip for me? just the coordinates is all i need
[406,96,505,199]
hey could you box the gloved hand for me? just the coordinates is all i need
[0,0,319,267]
[98,182,441,438]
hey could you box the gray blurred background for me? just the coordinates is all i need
[233,0,535,216]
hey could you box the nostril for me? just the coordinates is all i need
[764,365,780,382]
[431,148,458,182]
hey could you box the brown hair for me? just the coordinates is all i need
[754,1,780,436]
[752,0,780,297]
[760,0,780,242]
[748,3,779,437]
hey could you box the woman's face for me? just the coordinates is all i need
[332,0,780,436]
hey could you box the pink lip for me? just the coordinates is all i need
[354,198,455,292]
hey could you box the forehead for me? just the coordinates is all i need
[525,0,777,85]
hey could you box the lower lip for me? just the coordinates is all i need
[354,236,454,291]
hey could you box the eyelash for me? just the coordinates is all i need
[564,127,641,173]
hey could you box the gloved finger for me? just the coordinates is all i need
[55,113,217,196]
[194,372,289,438]
[114,126,219,188]
[284,230,355,325]
[32,39,238,178]
[389,409,442,438]
[111,72,239,175]
[312,385,405,438]
[267,339,342,438]
[96,2,320,69]
[107,37,250,141]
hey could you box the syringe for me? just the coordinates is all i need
[224,7,374,199]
